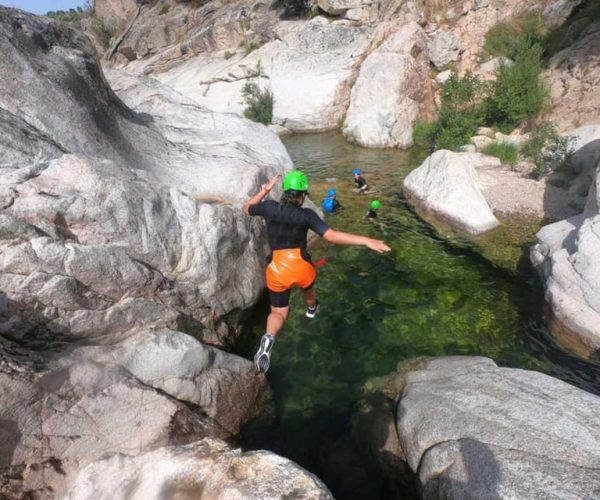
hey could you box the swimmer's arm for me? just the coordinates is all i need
[323,229,390,253]
[243,173,281,215]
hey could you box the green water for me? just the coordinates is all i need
[236,132,600,499]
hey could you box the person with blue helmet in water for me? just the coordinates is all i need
[322,188,341,213]
[352,168,369,194]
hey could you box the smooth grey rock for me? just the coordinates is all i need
[396,356,600,499]
[435,69,453,85]
[530,129,600,357]
[428,29,461,69]
[66,329,267,435]
[343,22,434,149]
[270,18,371,132]
[403,150,500,234]
[64,439,333,500]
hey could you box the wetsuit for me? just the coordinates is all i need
[355,176,368,190]
[248,200,329,307]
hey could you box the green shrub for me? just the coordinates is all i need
[521,122,575,178]
[412,72,486,152]
[242,40,261,55]
[412,120,438,152]
[242,82,274,125]
[484,41,548,132]
[47,6,90,27]
[481,142,519,165]
[159,4,170,15]
[484,11,547,59]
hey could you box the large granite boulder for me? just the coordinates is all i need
[64,439,333,499]
[0,331,267,498]
[531,159,600,358]
[342,22,434,148]
[396,357,600,498]
[0,7,282,497]
[270,17,370,131]
[403,150,500,234]
[0,7,293,347]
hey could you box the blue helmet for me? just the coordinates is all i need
[352,168,361,175]
[322,197,335,213]
[327,188,337,197]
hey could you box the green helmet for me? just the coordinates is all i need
[283,171,309,192]
[370,200,381,210]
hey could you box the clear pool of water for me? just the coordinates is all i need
[235,132,600,499]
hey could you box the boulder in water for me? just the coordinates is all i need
[403,150,500,234]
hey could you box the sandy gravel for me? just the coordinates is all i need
[478,165,586,222]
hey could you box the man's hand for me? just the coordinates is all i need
[262,173,282,193]
[365,238,391,254]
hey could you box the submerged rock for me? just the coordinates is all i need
[343,22,434,149]
[403,150,500,234]
[64,439,333,500]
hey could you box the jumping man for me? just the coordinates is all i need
[243,171,391,373]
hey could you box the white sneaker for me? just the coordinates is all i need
[254,334,275,373]
[305,300,319,319]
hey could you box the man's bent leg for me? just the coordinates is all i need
[255,289,290,373]
[266,306,289,336]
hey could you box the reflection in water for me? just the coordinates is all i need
[236,132,600,500]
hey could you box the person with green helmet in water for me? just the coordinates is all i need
[366,199,381,219]
[243,170,391,373]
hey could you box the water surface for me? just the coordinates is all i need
[236,132,600,499]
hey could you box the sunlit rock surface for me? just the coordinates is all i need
[531,152,600,358]
[343,22,434,148]
[396,357,600,498]
[64,439,333,500]
[403,150,500,234]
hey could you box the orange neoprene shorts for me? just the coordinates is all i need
[266,248,316,293]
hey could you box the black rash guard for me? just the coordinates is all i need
[355,176,367,189]
[248,200,329,252]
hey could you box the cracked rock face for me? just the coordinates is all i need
[64,439,333,500]
[0,330,267,498]
[343,21,434,148]
[546,19,600,131]
[0,7,282,497]
[395,357,600,499]
[0,6,293,346]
